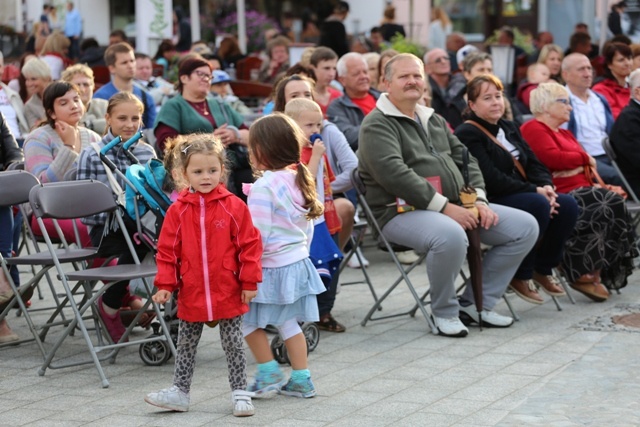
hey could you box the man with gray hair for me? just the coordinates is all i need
[327,52,380,151]
[608,68,640,196]
[561,53,623,186]
[0,52,28,143]
[424,48,467,128]
[358,53,538,336]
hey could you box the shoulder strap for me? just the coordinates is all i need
[465,120,527,180]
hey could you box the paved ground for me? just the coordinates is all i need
[2,240,640,426]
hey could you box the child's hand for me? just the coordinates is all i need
[311,140,326,158]
[241,290,257,304]
[153,290,172,304]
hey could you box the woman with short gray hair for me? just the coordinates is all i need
[521,82,637,299]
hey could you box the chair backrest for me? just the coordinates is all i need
[30,180,117,220]
[602,136,640,203]
[0,170,40,207]
[350,168,367,197]
[152,62,164,77]
[6,161,24,171]
[236,56,263,81]
[91,65,111,86]
[602,136,617,161]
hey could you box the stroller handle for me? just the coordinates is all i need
[123,130,144,150]
[100,135,122,155]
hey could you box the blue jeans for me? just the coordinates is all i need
[491,192,579,279]
[595,155,624,187]
[0,206,19,285]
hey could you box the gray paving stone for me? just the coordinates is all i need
[2,243,640,426]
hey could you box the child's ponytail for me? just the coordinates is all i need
[249,113,325,220]
[296,162,324,220]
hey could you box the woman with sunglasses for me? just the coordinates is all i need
[154,55,251,199]
[520,82,637,300]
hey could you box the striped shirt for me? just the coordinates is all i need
[24,125,101,183]
[77,132,156,227]
[247,169,313,268]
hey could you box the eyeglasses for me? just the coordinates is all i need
[192,70,212,82]
[433,56,450,64]
[555,98,571,105]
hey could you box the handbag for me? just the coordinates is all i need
[460,147,479,218]
[584,166,627,199]
[465,120,527,180]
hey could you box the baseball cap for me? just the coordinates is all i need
[456,44,479,67]
[211,70,231,85]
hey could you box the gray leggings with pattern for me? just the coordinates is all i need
[173,316,247,393]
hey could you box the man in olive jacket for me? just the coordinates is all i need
[357,54,538,337]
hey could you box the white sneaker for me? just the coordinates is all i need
[232,390,255,417]
[347,248,370,268]
[395,250,421,265]
[433,316,468,337]
[459,304,514,328]
[144,385,190,412]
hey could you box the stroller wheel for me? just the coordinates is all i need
[303,323,320,352]
[139,338,171,366]
[270,336,289,365]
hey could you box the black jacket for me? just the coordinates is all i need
[319,19,349,58]
[0,112,23,170]
[429,74,467,129]
[454,114,552,200]
[609,100,640,197]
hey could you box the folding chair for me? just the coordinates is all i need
[30,180,175,388]
[602,136,640,229]
[0,170,79,354]
[350,169,436,333]
[337,220,380,306]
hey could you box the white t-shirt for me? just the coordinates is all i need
[0,89,22,138]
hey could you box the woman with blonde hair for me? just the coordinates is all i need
[22,57,52,129]
[39,31,72,80]
[537,44,564,83]
[429,7,452,50]
[61,64,108,135]
[520,82,637,299]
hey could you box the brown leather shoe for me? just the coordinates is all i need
[533,272,566,297]
[570,280,609,302]
[509,279,544,304]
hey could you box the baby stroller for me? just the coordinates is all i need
[269,323,320,365]
[96,133,178,366]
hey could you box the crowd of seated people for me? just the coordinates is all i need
[2,4,640,349]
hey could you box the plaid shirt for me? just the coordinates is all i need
[77,132,156,227]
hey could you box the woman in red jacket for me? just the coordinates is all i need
[592,42,632,119]
[145,133,262,417]
[521,82,637,301]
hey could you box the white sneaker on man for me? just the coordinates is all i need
[395,250,420,265]
[433,316,468,337]
[459,304,514,328]
[347,247,370,268]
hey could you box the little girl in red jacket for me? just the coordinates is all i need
[144,133,263,417]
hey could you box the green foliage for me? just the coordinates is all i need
[386,34,426,58]
[485,28,534,54]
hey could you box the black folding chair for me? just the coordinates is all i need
[350,169,436,333]
[30,180,175,388]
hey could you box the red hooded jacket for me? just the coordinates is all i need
[592,77,630,119]
[155,185,263,322]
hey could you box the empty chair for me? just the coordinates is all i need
[30,179,175,388]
